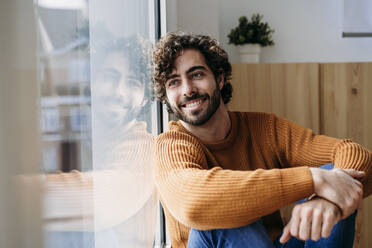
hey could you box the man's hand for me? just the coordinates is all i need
[280,197,341,243]
[309,167,364,218]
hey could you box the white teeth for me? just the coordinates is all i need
[185,99,203,108]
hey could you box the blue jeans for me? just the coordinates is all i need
[187,164,357,248]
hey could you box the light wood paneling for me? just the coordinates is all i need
[320,62,372,248]
[229,62,372,247]
[228,63,320,133]
[228,63,320,228]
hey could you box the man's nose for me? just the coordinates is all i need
[182,79,197,97]
[118,80,126,97]
[117,79,131,101]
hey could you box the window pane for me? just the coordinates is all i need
[36,0,158,247]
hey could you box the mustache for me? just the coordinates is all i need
[179,93,208,106]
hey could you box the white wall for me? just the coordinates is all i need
[166,0,219,41]
[167,0,372,63]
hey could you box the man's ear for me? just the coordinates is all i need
[217,73,225,90]
[140,98,148,108]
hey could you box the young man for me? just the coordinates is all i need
[152,32,372,248]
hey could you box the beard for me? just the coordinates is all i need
[166,85,221,126]
[94,99,145,130]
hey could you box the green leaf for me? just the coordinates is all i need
[227,13,274,46]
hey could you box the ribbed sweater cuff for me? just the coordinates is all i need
[280,166,314,203]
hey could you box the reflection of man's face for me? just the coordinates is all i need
[94,52,146,125]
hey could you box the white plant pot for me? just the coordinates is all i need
[236,44,261,63]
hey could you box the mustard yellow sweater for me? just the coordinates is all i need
[155,111,372,248]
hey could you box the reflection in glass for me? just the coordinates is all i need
[35,1,158,247]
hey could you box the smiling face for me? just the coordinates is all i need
[94,52,146,125]
[165,49,223,126]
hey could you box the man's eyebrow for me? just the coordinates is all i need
[186,65,207,74]
[102,68,121,79]
[166,65,208,82]
[167,73,179,81]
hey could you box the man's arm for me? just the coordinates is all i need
[155,130,315,230]
[332,140,372,197]
[268,114,372,212]
[43,169,156,231]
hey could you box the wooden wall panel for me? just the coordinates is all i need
[229,62,372,247]
[228,63,320,228]
[320,62,372,248]
[228,63,320,133]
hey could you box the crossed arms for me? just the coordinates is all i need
[280,167,365,243]
[155,113,372,241]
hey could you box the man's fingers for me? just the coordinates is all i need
[321,212,336,238]
[283,198,342,243]
[298,209,311,240]
[320,169,363,218]
[354,180,363,188]
[279,224,291,244]
[339,182,362,219]
[353,181,363,201]
[290,207,300,238]
[311,210,322,241]
[341,169,365,179]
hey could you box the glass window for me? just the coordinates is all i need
[35,0,159,247]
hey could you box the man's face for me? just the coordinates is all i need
[165,49,223,126]
[94,52,146,125]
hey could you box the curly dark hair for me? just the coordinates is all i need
[152,32,233,105]
[90,33,154,122]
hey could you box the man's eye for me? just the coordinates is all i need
[167,80,178,87]
[192,72,203,79]
[127,79,143,89]
[103,70,121,83]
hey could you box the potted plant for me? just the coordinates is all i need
[228,14,274,63]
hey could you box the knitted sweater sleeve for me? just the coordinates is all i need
[155,130,314,230]
[268,114,372,197]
